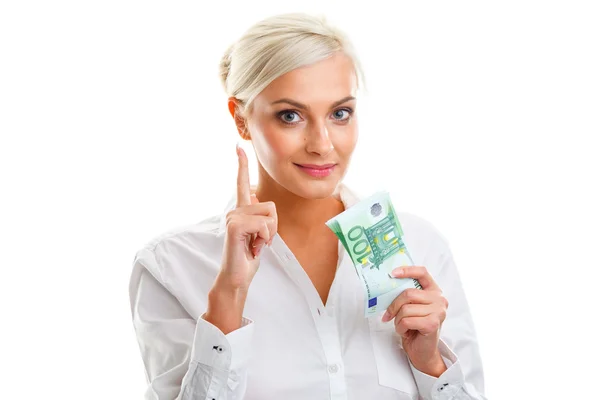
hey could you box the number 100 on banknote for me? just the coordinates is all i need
[326,191,422,317]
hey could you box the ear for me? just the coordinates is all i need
[228,97,251,141]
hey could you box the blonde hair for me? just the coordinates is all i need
[219,12,366,118]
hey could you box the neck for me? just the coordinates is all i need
[254,169,345,235]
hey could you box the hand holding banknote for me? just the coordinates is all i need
[383,265,449,377]
[326,191,449,376]
[326,191,424,317]
[204,144,278,334]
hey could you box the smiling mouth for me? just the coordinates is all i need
[294,163,337,169]
[293,163,337,178]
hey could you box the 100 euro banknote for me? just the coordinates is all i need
[326,191,422,317]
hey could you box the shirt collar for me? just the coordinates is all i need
[217,181,363,234]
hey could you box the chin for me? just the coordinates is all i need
[284,176,342,200]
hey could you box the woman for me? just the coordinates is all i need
[129,12,486,400]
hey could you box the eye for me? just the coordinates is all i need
[278,111,302,125]
[332,108,353,122]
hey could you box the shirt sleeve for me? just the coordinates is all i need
[408,240,488,400]
[129,247,254,400]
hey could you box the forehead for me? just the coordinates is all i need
[256,52,358,108]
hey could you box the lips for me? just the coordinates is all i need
[294,163,337,178]
[294,163,337,169]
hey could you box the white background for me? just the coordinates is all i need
[1,1,599,399]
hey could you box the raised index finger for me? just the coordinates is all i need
[236,144,251,207]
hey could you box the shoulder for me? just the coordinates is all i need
[132,212,224,280]
[395,211,451,259]
[396,211,449,244]
[344,184,452,257]
[129,213,225,319]
[345,185,450,251]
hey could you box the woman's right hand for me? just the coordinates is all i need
[219,144,278,290]
[204,144,278,333]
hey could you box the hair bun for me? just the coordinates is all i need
[219,43,234,92]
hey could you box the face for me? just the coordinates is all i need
[238,51,359,200]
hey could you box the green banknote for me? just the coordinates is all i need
[326,191,422,317]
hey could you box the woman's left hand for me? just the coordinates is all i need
[381,266,448,377]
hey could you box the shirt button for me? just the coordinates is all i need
[328,364,339,374]
[437,383,449,391]
[285,253,293,260]
[213,345,224,353]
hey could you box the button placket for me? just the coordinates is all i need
[271,234,348,398]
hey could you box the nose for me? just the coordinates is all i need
[305,122,334,156]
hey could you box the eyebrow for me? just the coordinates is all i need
[271,95,356,110]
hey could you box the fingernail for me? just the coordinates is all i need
[382,311,391,322]
[393,268,404,277]
[237,142,245,158]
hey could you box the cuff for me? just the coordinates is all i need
[191,314,254,372]
[409,339,465,400]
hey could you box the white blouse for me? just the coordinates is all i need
[129,183,486,400]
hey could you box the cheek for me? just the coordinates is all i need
[333,126,358,155]
[254,122,298,163]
